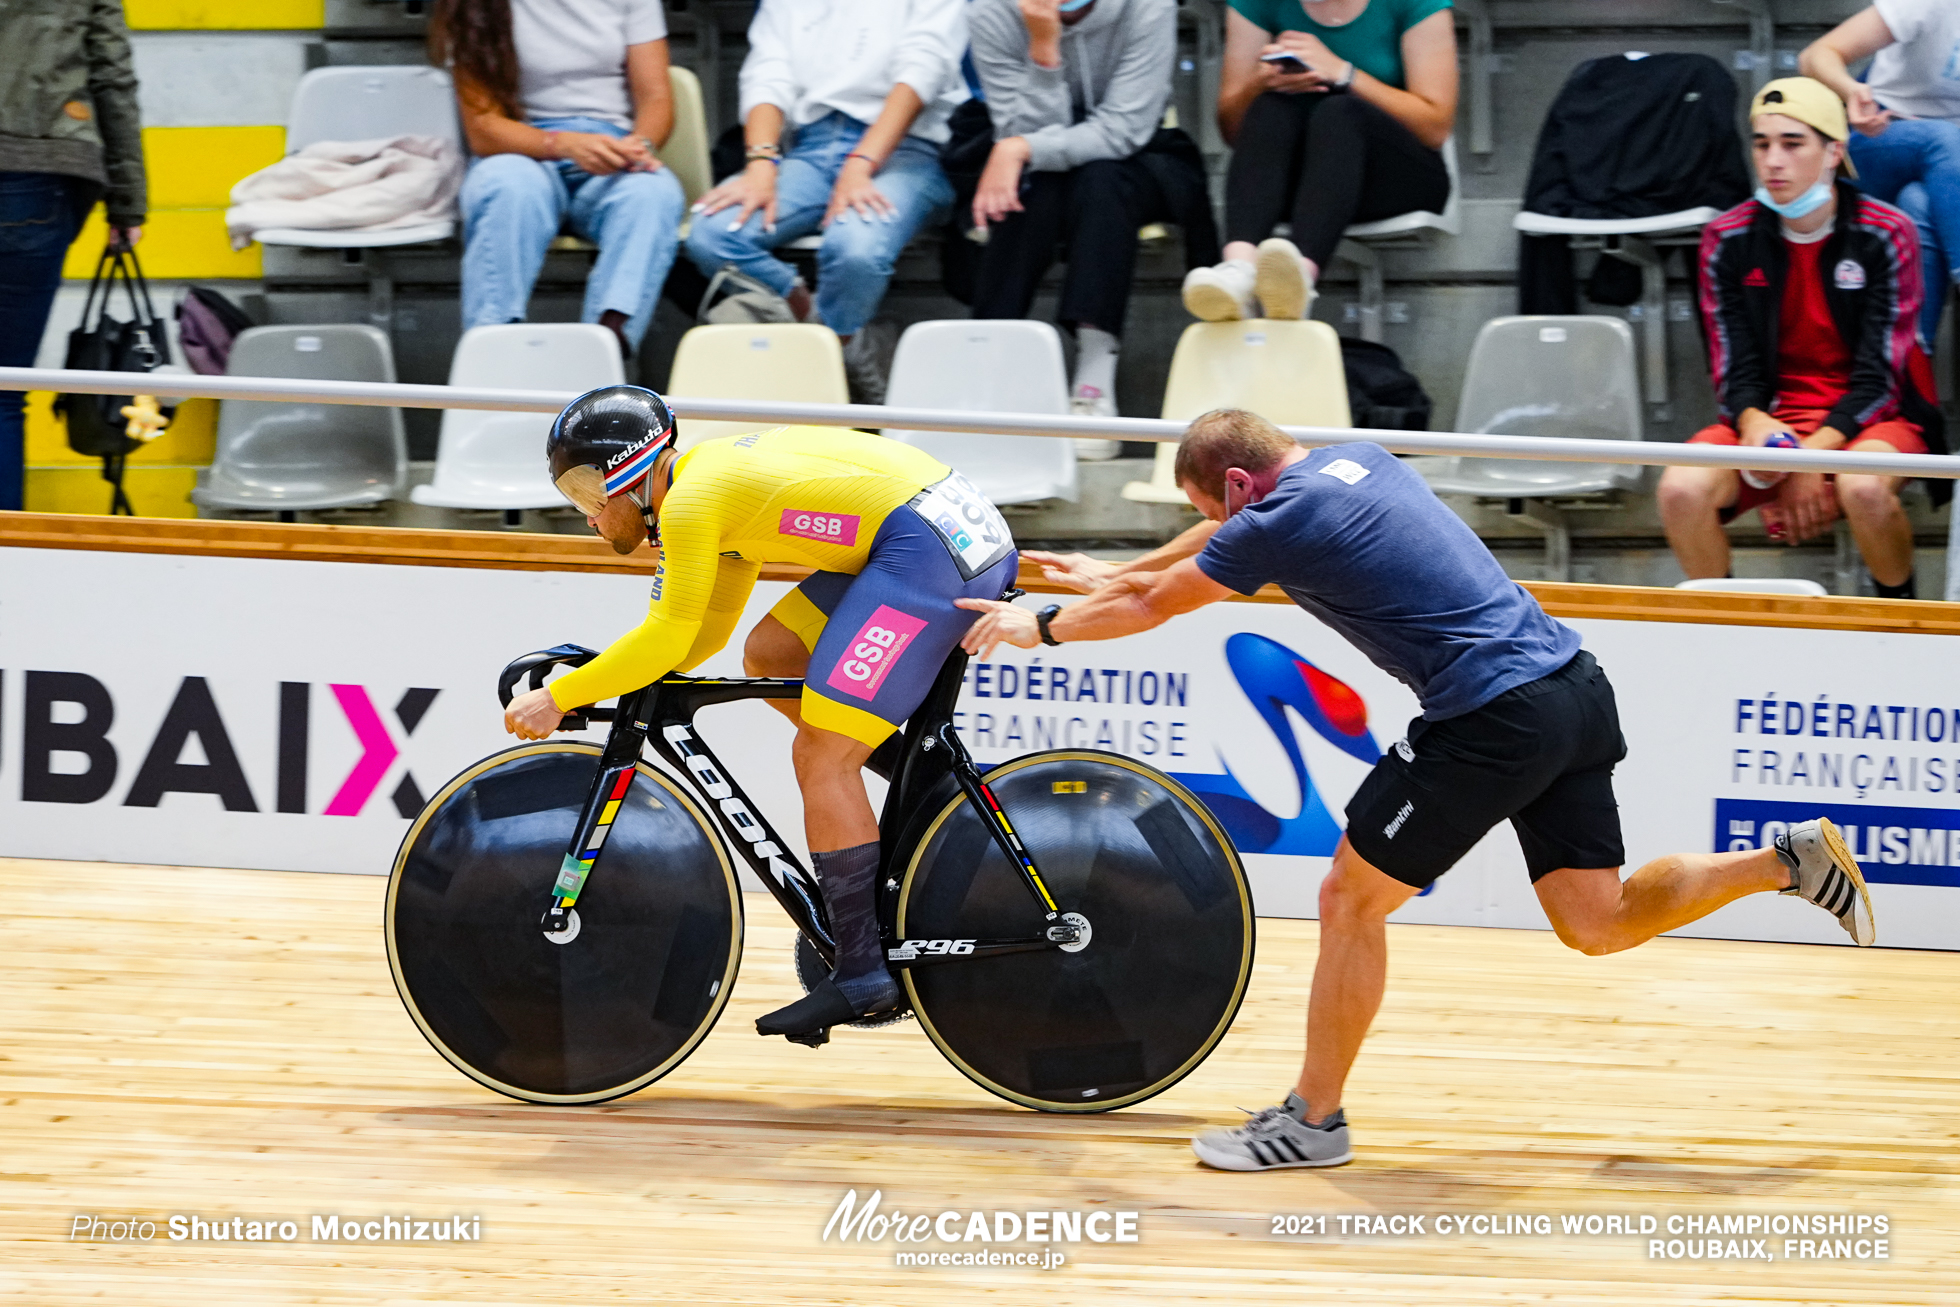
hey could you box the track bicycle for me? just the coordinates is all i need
[384,636,1255,1112]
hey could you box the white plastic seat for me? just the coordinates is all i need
[1325,137,1461,342]
[1419,316,1643,498]
[412,325,626,511]
[667,323,849,447]
[1344,136,1464,241]
[1676,577,1829,597]
[253,67,463,250]
[1123,320,1351,505]
[883,321,1076,506]
[663,67,712,208]
[196,325,407,511]
[1512,207,1720,237]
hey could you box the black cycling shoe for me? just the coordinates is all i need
[756,974,899,1042]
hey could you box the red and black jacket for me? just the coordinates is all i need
[1697,181,1946,465]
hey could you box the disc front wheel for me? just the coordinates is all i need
[385,742,742,1104]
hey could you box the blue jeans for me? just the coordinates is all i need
[0,173,87,511]
[459,116,685,350]
[684,112,953,337]
[1848,117,1960,343]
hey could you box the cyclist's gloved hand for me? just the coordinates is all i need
[505,686,568,740]
[956,598,1041,660]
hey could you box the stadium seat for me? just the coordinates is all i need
[884,321,1077,506]
[411,324,625,516]
[1416,315,1642,580]
[1676,577,1828,597]
[667,323,849,447]
[195,325,408,514]
[1122,320,1351,505]
[252,66,463,251]
[1333,137,1462,343]
[1511,207,1719,410]
[663,67,713,209]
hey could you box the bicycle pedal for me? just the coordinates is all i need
[785,1027,831,1048]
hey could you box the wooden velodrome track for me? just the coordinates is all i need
[2,517,1957,1303]
[2,856,1952,1305]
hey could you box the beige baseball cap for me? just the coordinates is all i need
[1750,77,1857,177]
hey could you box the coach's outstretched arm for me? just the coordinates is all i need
[957,556,1232,659]
[1020,518,1221,593]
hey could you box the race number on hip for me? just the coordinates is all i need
[910,472,1014,581]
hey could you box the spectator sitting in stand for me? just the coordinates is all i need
[967,0,1219,422]
[684,0,969,404]
[1659,79,1943,600]
[1183,0,1456,322]
[0,0,145,511]
[1802,1,1960,348]
[431,0,685,361]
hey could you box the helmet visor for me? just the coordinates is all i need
[555,464,609,517]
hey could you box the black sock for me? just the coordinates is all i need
[1873,571,1916,600]
[812,841,892,1006]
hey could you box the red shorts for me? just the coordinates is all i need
[1688,408,1925,522]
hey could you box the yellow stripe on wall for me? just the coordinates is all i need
[62,126,286,279]
[25,467,202,519]
[125,0,324,29]
[25,393,218,468]
[147,125,287,208]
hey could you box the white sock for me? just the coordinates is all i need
[1073,326,1120,396]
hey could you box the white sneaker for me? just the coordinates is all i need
[1182,260,1257,322]
[1070,386,1120,459]
[1191,1093,1353,1171]
[1254,237,1315,320]
[1774,818,1876,946]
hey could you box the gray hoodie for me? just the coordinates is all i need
[967,0,1175,173]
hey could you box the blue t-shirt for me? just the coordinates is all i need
[1194,444,1581,720]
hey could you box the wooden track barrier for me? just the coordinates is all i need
[6,510,1960,636]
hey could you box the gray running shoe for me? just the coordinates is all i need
[1191,1093,1352,1171]
[1775,818,1876,946]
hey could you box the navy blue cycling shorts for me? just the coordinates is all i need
[769,499,1017,747]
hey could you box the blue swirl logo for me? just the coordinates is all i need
[1171,634,1382,856]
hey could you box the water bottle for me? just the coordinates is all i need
[1740,430,1800,490]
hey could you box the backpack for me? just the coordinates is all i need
[1339,338,1432,432]
[176,286,253,375]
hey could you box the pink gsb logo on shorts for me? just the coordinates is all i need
[825,605,928,701]
[779,509,859,547]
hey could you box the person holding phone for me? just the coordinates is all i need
[1182,0,1456,322]
[1801,2,1960,346]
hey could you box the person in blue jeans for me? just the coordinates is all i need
[1804,1,1960,344]
[429,0,685,359]
[0,0,146,511]
[685,0,970,402]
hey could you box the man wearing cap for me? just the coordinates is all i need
[1658,77,1946,598]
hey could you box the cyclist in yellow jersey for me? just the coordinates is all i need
[503,386,1018,1037]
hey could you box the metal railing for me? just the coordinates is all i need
[4,365,1956,480]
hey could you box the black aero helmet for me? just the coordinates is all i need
[546,385,677,516]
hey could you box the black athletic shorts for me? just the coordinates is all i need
[1344,651,1628,888]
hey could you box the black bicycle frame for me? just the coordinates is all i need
[497,646,1080,973]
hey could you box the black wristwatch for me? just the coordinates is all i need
[1036,603,1064,646]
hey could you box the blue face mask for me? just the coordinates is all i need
[1755,181,1833,219]
[1057,0,1095,11]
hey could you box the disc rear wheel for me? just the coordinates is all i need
[896,751,1253,1112]
[385,742,742,1104]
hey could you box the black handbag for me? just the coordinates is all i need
[53,242,175,514]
